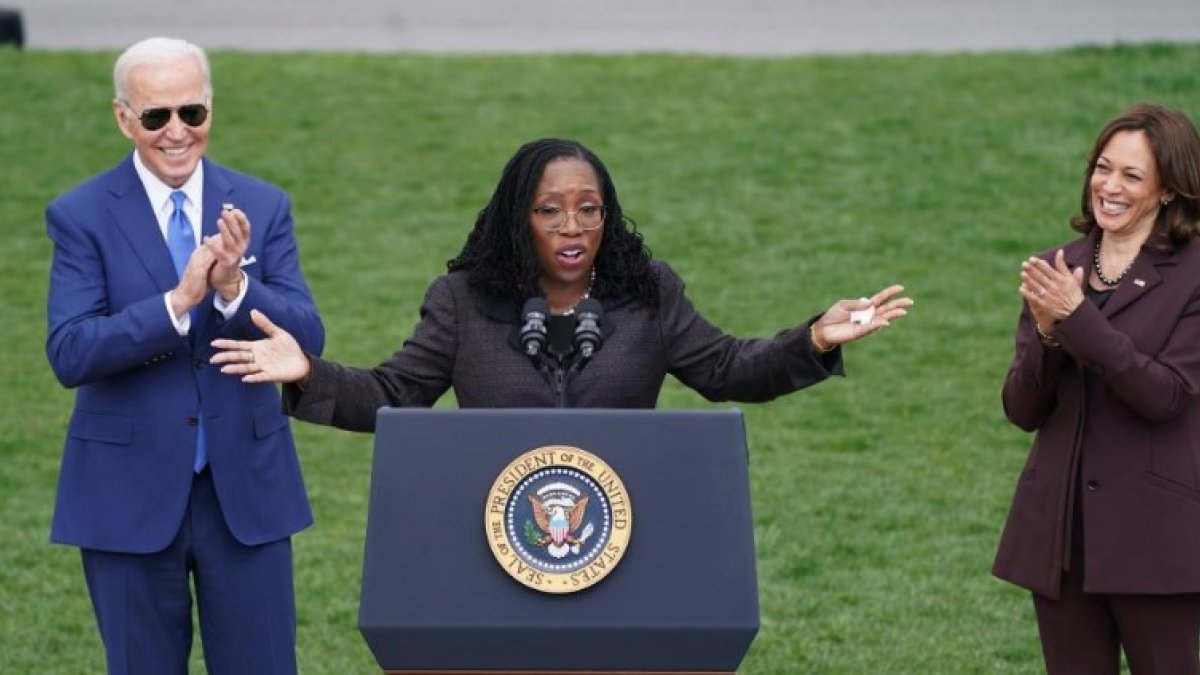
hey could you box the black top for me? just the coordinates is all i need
[547,314,577,361]
[1085,284,1115,309]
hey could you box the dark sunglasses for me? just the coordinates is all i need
[125,103,209,131]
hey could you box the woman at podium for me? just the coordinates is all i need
[211,138,911,428]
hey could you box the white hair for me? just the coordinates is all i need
[113,37,212,103]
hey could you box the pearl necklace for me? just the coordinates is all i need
[559,267,597,317]
[1093,237,1135,287]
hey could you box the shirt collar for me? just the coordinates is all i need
[131,151,205,213]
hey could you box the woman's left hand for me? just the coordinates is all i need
[211,309,310,384]
[812,284,913,350]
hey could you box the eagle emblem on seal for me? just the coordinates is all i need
[527,484,595,559]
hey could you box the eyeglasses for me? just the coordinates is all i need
[121,101,209,131]
[531,204,606,232]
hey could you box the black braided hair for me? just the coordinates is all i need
[447,138,659,306]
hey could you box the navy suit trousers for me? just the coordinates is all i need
[82,469,296,675]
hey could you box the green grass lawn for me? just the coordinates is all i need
[3,43,1200,673]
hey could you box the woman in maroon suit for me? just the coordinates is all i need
[994,103,1200,674]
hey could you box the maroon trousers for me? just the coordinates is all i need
[1033,529,1200,674]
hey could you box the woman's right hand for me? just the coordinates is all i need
[1020,249,1085,332]
[211,309,311,385]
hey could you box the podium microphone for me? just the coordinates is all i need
[573,298,604,360]
[519,298,549,357]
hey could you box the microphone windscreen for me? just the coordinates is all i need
[522,297,550,316]
[574,298,603,318]
[573,298,603,360]
[519,297,550,357]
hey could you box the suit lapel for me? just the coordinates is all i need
[201,158,233,242]
[107,156,179,294]
[1078,227,1174,319]
[1101,249,1167,319]
[1062,234,1092,278]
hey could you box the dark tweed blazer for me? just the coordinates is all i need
[285,261,843,431]
[993,229,1200,599]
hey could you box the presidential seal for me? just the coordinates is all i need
[485,445,632,594]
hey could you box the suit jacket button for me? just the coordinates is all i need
[194,359,204,369]
[187,416,199,427]
[1085,480,1099,491]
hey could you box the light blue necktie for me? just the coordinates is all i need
[166,191,208,473]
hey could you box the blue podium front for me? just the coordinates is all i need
[360,408,759,673]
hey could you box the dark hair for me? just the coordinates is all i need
[1070,103,1200,251]
[448,138,659,305]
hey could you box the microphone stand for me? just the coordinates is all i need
[520,298,602,408]
[559,356,585,408]
[534,352,580,409]
[531,352,570,409]
[558,299,603,407]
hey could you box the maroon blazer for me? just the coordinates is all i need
[993,228,1200,599]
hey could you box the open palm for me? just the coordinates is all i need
[814,284,913,348]
[211,309,310,384]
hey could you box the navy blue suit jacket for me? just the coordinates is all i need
[46,154,324,553]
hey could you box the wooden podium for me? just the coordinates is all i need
[361,408,759,673]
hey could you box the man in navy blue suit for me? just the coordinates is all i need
[45,37,324,673]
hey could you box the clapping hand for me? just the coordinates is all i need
[211,309,311,385]
[811,284,913,350]
[168,243,216,319]
[205,206,251,301]
[1019,249,1084,332]
[168,207,252,316]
